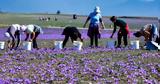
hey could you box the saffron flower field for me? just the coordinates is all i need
[0,28,159,84]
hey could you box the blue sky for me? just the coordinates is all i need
[0,0,159,17]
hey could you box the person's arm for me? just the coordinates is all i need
[143,31,150,41]
[110,23,116,38]
[83,17,90,28]
[99,18,105,29]
[78,33,83,42]
[25,33,29,41]
[30,32,35,42]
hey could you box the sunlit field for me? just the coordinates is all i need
[0,13,159,83]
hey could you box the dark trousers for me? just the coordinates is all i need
[14,30,21,48]
[88,24,99,47]
[31,32,40,49]
[9,30,21,49]
[155,36,160,45]
[90,34,98,47]
[62,35,78,48]
[117,33,128,47]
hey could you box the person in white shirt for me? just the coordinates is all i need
[4,24,25,50]
[23,24,43,49]
[134,24,159,44]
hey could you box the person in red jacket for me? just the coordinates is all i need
[110,16,130,48]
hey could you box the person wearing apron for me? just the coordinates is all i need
[83,6,105,48]
[110,16,130,48]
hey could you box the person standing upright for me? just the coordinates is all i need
[83,6,105,48]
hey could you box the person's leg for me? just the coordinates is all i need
[90,36,94,47]
[7,38,12,49]
[89,29,94,47]
[78,33,83,42]
[95,26,99,47]
[155,36,160,45]
[9,33,15,49]
[15,31,21,49]
[62,35,69,48]
[9,28,16,49]
[95,34,98,47]
[149,29,153,41]
[123,34,128,47]
[117,33,122,47]
[32,32,40,49]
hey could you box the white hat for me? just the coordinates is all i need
[21,25,27,31]
[4,32,10,38]
[94,6,101,13]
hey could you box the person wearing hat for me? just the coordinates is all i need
[134,24,159,44]
[62,26,83,48]
[23,24,43,49]
[83,6,105,48]
[110,16,130,48]
[4,24,25,50]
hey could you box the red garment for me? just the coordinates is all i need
[126,24,130,34]
[118,24,130,37]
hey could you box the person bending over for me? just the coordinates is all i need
[62,26,83,48]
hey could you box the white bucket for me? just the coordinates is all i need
[106,40,116,48]
[23,42,32,50]
[54,41,63,49]
[130,40,139,49]
[0,41,5,50]
[73,41,83,51]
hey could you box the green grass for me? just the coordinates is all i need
[0,13,158,29]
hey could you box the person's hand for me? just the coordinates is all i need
[29,39,32,42]
[81,39,83,42]
[102,26,105,29]
[80,37,84,42]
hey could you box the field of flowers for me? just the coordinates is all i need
[0,27,159,84]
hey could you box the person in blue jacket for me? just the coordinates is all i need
[83,6,105,48]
